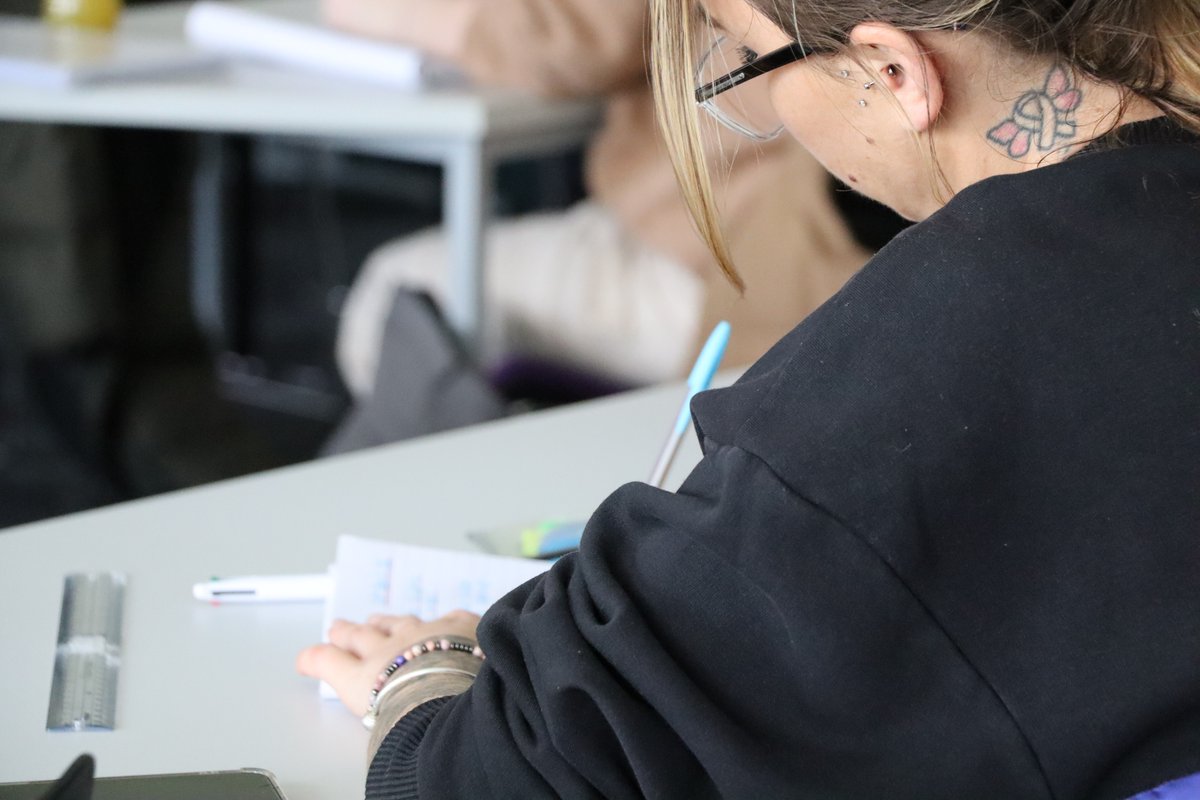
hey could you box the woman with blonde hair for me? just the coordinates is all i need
[299,0,1200,796]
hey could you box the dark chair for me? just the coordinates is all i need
[487,355,635,408]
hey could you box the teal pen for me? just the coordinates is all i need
[524,321,731,559]
[647,321,731,488]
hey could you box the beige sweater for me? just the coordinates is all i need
[327,0,869,369]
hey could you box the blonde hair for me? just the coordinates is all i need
[652,0,1200,285]
[650,0,744,291]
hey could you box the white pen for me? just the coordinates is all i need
[192,573,332,604]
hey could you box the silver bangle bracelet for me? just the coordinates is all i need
[360,665,479,730]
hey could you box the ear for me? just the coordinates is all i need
[848,22,944,133]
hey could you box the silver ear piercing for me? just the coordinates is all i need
[858,98,868,107]
[838,69,851,79]
[863,81,876,90]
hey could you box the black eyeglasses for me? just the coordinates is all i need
[694,39,817,140]
[694,40,816,104]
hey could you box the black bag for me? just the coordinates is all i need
[322,291,507,455]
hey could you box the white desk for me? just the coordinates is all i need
[0,0,603,349]
[0,382,704,798]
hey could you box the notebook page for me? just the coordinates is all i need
[326,534,549,623]
[318,535,548,698]
[184,1,424,89]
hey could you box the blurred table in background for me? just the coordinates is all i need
[0,0,603,353]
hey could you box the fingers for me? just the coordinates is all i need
[297,611,486,719]
[437,609,482,640]
[366,613,421,637]
[328,618,390,657]
[296,643,373,716]
[295,642,360,680]
[363,611,479,640]
[323,614,482,660]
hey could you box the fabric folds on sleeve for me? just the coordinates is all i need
[384,444,1047,799]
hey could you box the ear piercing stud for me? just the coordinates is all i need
[858,99,868,107]
[863,81,876,89]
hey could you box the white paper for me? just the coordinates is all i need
[184,1,424,88]
[318,535,548,698]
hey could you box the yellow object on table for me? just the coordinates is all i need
[43,0,122,30]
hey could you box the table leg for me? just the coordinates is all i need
[442,140,493,356]
[190,133,251,353]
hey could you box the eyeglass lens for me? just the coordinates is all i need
[696,37,786,140]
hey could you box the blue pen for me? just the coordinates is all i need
[519,321,730,559]
[647,320,731,488]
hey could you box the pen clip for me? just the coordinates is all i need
[650,321,730,486]
[673,320,730,435]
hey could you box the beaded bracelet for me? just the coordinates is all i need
[367,637,485,713]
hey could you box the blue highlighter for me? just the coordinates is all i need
[519,519,587,560]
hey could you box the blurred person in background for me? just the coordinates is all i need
[321,0,881,452]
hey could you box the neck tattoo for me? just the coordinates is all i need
[987,65,1083,159]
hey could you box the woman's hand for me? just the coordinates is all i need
[296,610,481,717]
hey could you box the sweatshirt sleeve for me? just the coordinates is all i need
[367,698,453,799]
[373,444,1049,799]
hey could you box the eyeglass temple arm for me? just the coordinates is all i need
[695,41,814,103]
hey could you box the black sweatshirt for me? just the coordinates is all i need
[367,119,1200,799]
